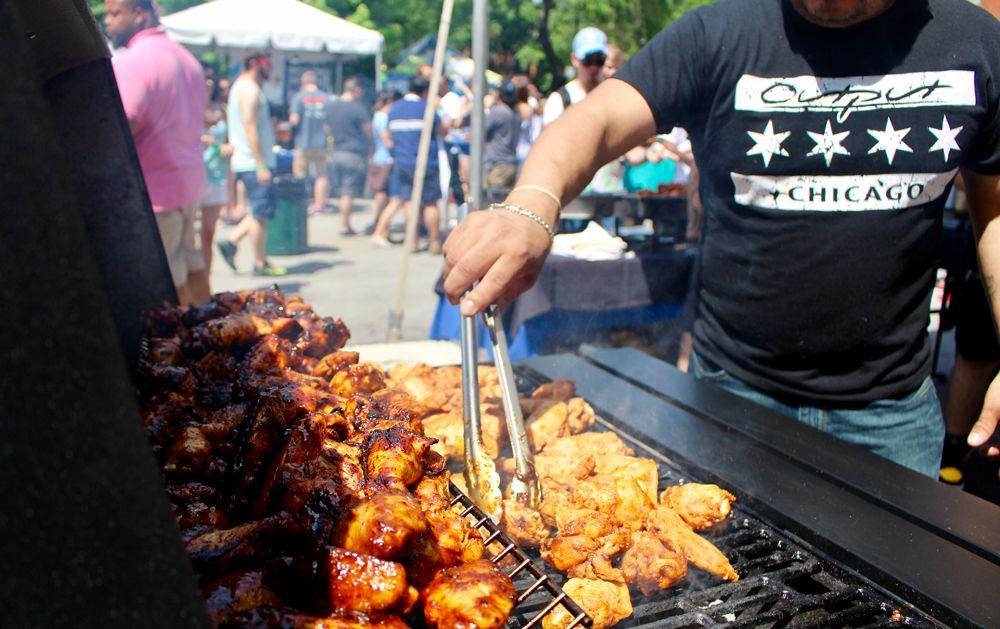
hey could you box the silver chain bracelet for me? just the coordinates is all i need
[487,202,556,239]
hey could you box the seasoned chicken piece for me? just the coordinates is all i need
[565,553,623,582]
[501,498,550,547]
[565,397,596,434]
[203,570,284,626]
[408,475,486,585]
[362,425,436,488]
[331,490,427,560]
[162,426,212,474]
[186,311,273,354]
[540,510,628,572]
[277,612,410,628]
[326,548,418,615]
[198,403,247,446]
[661,483,736,531]
[185,513,293,576]
[540,432,634,458]
[646,505,738,582]
[311,351,360,380]
[542,578,631,629]
[321,440,365,497]
[294,316,351,358]
[244,334,295,374]
[422,406,504,460]
[620,531,688,595]
[422,559,517,629]
[147,337,186,367]
[531,379,576,401]
[526,400,570,451]
[340,395,426,438]
[371,387,430,419]
[330,363,387,398]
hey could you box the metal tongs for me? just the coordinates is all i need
[461,301,541,521]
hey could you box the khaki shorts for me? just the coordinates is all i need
[293,148,329,179]
[154,203,205,287]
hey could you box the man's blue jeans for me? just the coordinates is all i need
[690,351,945,477]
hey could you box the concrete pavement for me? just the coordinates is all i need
[210,200,446,345]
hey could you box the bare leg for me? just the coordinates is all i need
[187,269,211,304]
[423,203,441,253]
[372,191,388,226]
[176,283,192,307]
[314,174,331,210]
[229,212,255,245]
[200,204,223,270]
[944,354,1000,436]
[250,217,267,268]
[340,195,354,233]
[373,198,403,240]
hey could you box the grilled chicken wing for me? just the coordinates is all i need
[203,570,284,626]
[329,363,387,398]
[620,531,688,595]
[325,548,418,615]
[362,426,436,489]
[542,578,632,629]
[422,559,517,629]
[646,505,738,582]
[331,490,427,560]
[660,483,736,531]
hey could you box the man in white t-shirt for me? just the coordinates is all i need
[542,27,608,126]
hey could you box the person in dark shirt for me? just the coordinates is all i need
[441,0,1000,477]
[371,75,447,253]
[289,71,332,215]
[326,77,372,235]
[484,82,521,189]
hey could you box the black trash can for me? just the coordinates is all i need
[266,175,309,256]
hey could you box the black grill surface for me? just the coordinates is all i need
[511,370,943,629]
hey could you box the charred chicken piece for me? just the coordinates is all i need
[660,483,736,531]
[203,569,284,626]
[330,490,427,560]
[406,475,486,586]
[329,363,387,398]
[325,547,418,615]
[266,612,410,628]
[162,426,213,474]
[620,531,688,595]
[422,559,517,629]
[294,316,350,358]
[646,505,738,582]
[186,513,294,577]
[542,578,631,629]
[311,351,360,380]
[362,425,436,489]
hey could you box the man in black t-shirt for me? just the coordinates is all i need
[327,77,373,236]
[442,0,1000,477]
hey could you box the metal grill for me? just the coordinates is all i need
[448,484,592,628]
[510,370,944,629]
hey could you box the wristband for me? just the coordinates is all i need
[510,184,562,211]
[488,202,556,240]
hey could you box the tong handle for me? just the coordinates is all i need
[460,305,484,460]
[483,305,540,507]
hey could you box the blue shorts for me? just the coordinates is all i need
[389,163,442,205]
[690,350,945,477]
[236,171,277,220]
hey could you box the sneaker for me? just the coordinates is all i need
[216,240,238,271]
[308,204,324,216]
[253,261,288,277]
[371,235,392,249]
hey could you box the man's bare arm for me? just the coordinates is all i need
[442,78,656,313]
[963,169,1000,457]
[239,85,267,168]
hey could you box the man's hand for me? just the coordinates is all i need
[968,372,1000,459]
[442,209,552,315]
[256,168,272,185]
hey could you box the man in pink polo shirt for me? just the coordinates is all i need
[105,0,207,305]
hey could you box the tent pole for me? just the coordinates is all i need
[387,0,455,341]
[469,0,487,211]
[375,45,383,90]
[335,57,343,93]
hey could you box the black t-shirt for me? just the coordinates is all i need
[614,0,1000,404]
[327,99,371,157]
[484,103,520,169]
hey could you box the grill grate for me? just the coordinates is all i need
[511,370,943,629]
[449,484,592,629]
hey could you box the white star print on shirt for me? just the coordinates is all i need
[928,115,964,162]
[806,121,851,167]
[867,117,913,165]
[746,120,791,167]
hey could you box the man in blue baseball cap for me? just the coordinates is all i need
[542,26,608,126]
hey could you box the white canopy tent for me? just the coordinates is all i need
[162,0,384,101]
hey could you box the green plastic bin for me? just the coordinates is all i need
[265,176,309,255]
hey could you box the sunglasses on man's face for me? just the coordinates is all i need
[582,53,607,68]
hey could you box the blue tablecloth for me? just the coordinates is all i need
[430,249,695,360]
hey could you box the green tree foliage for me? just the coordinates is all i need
[86,0,712,90]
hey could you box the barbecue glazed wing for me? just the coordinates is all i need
[362,426,436,489]
[185,513,293,576]
[311,351,360,380]
[620,531,688,595]
[407,475,486,586]
[272,612,410,628]
[331,490,427,559]
[422,559,517,629]
[646,505,738,582]
[541,578,632,629]
[325,548,418,614]
[329,363,387,398]
[660,483,736,531]
[203,570,284,625]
